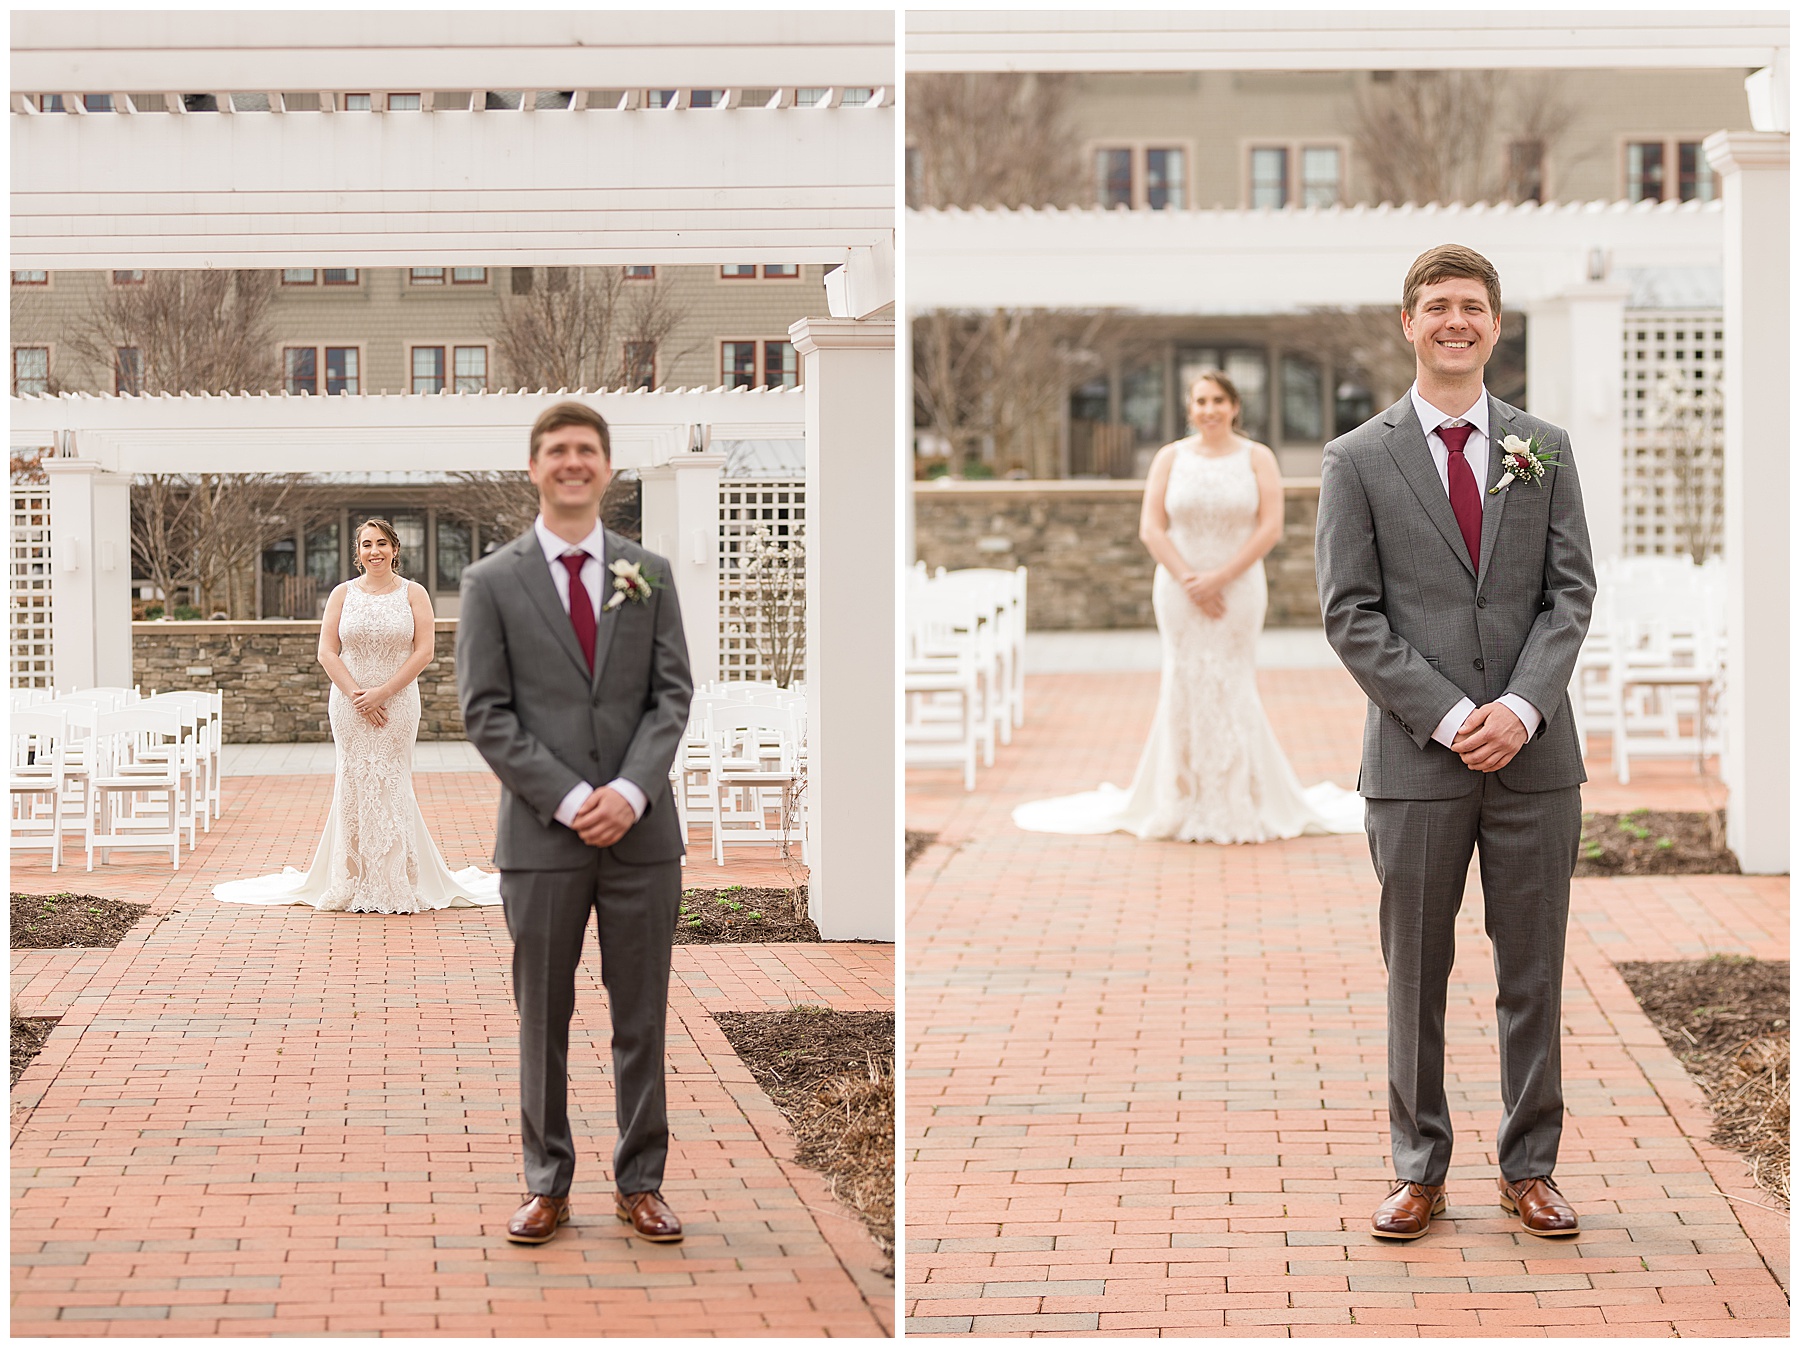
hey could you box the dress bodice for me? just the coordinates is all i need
[1162,441,1261,573]
[336,582,416,689]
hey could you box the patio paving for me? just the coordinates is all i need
[12,764,893,1337]
[906,664,1787,1338]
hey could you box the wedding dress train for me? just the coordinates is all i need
[1013,441,1364,843]
[213,581,501,911]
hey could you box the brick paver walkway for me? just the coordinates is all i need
[13,767,893,1337]
[907,669,1787,1337]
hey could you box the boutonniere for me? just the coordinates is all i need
[1490,432,1563,494]
[604,557,658,610]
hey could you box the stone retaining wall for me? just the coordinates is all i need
[133,620,466,744]
[912,480,1323,629]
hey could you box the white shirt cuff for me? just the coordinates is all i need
[1497,693,1542,739]
[553,781,595,828]
[605,777,648,821]
[1431,697,1477,749]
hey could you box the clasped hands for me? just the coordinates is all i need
[1181,569,1229,619]
[571,785,636,848]
[1452,701,1527,772]
[349,685,390,728]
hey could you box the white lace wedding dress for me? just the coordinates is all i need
[213,580,502,911]
[1013,441,1364,843]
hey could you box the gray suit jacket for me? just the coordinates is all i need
[1316,393,1595,800]
[456,527,693,868]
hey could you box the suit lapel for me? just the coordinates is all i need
[588,529,626,692]
[512,536,593,681]
[1477,396,1514,585]
[1381,398,1476,579]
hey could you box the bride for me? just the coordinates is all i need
[1014,371,1363,843]
[214,518,501,911]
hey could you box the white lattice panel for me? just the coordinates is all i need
[10,486,54,686]
[718,479,806,684]
[1621,309,1725,558]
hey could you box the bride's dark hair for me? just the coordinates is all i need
[353,517,404,574]
[1187,369,1243,431]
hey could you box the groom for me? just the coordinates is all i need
[457,401,693,1245]
[1316,245,1595,1241]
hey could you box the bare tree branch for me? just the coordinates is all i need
[907,73,1089,208]
[495,269,694,391]
[64,271,280,393]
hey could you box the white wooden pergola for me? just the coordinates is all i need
[906,11,1789,874]
[10,12,897,937]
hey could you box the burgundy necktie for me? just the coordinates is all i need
[559,551,596,673]
[1438,421,1483,571]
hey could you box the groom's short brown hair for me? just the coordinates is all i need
[529,401,612,461]
[1403,244,1502,317]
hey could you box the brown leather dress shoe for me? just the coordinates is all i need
[1499,1175,1580,1237]
[615,1189,683,1242]
[505,1193,571,1245]
[1370,1179,1447,1240]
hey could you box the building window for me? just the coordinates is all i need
[721,264,759,280]
[1096,147,1134,208]
[511,267,534,294]
[112,270,145,285]
[624,341,657,391]
[284,347,318,395]
[1299,146,1341,207]
[1280,353,1325,441]
[794,87,828,107]
[451,267,488,284]
[763,340,798,389]
[762,263,800,279]
[1250,147,1290,208]
[453,346,487,392]
[14,348,49,396]
[412,346,447,393]
[623,265,656,280]
[840,87,875,107]
[689,89,722,108]
[1626,141,1666,202]
[83,94,113,113]
[37,94,64,113]
[410,267,446,285]
[282,268,317,285]
[12,271,47,286]
[344,93,372,111]
[545,267,571,292]
[1676,141,1716,203]
[721,340,798,389]
[115,347,143,395]
[1144,148,1186,210]
[1507,139,1545,204]
[323,268,358,285]
[387,93,421,111]
[434,519,471,591]
[325,347,358,395]
[647,89,678,108]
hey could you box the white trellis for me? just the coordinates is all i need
[718,479,807,684]
[9,483,55,686]
[1621,310,1726,558]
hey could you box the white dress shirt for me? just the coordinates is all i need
[532,514,648,827]
[1406,385,1542,749]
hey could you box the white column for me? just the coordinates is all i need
[793,315,896,942]
[1706,129,1788,874]
[44,458,133,690]
[1524,282,1630,563]
[638,450,726,687]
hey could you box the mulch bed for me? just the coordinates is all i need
[10,1016,58,1086]
[904,831,936,872]
[1616,956,1788,1205]
[674,887,819,944]
[714,1007,894,1270]
[1577,810,1739,877]
[10,893,152,949]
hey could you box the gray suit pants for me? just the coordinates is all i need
[500,851,681,1198]
[1365,774,1581,1186]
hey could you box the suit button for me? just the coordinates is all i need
[1476,596,1487,608]
[1473,658,1486,671]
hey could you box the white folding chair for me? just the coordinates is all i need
[707,704,805,864]
[10,708,69,872]
[89,708,185,870]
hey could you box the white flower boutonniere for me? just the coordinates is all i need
[604,557,658,610]
[1490,432,1563,495]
